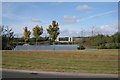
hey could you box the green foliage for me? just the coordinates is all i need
[33,25,43,40]
[80,45,85,50]
[47,20,60,43]
[33,25,43,45]
[24,27,31,42]
[80,32,120,49]
[1,25,15,50]
[111,32,120,43]
[77,44,85,50]
[98,43,120,49]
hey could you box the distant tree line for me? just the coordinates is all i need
[79,32,120,49]
[1,20,120,50]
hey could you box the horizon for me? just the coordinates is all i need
[2,2,118,38]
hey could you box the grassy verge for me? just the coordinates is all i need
[2,49,118,74]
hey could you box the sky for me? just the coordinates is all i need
[2,2,118,37]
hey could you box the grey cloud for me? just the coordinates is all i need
[31,19,41,23]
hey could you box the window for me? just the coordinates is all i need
[59,37,69,41]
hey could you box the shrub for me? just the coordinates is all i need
[77,45,85,50]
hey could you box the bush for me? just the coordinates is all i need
[17,42,26,45]
[106,43,120,49]
[29,42,35,45]
[80,45,85,50]
[97,44,107,49]
[77,45,85,50]
[97,43,120,49]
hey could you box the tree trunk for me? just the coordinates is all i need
[36,38,37,45]
[53,41,55,53]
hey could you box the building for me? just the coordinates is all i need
[56,36,85,42]
[56,36,73,42]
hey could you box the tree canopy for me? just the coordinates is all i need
[33,25,43,45]
[47,20,60,42]
[1,25,15,50]
[24,27,31,42]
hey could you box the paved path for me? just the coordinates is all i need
[1,69,118,78]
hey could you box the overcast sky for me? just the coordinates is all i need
[2,2,118,37]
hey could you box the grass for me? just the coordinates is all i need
[2,49,118,74]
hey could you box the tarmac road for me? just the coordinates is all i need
[1,69,118,78]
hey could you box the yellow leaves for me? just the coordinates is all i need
[32,25,43,39]
[23,27,31,42]
[23,20,60,43]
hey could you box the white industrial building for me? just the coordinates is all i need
[55,36,84,42]
[56,36,73,42]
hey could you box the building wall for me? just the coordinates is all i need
[56,36,73,42]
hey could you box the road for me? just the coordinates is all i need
[1,69,118,78]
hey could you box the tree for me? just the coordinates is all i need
[24,27,31,43]
[0,25,3,36]
[33,25,43,45]
[47,20,60,44]
[1,25,15,50]
[112,32,120,43]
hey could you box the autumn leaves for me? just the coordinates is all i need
[23,20,60,45]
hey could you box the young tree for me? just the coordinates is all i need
[47,20,60,44]
[24,27,31,43]
[33,25,43,45]
[1,25,15,50]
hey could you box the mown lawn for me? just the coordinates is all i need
[2,49,118,74]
